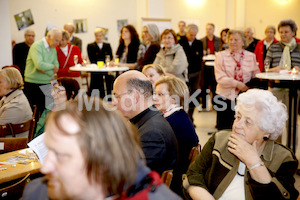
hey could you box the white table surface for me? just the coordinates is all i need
[69,64,129,72]
[205,61,215,67]
[202,54,216,61]
[256,72,300,81]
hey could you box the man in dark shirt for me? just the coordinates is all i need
[113,70,178,175]
[12,28,35,77]
[244,27,259,52]
[179,24,203,122]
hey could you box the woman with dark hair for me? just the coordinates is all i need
[153,29,188,83]
[114,25,145,69]
[34,77,80,138]
[220,28,230,51]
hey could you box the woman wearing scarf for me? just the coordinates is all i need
[265,19,300,144]
[266,19,300,72]
[153,76,199,197]
[214,30,260,130]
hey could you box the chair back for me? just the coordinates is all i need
[161,169,173,187]
[0,173,30,200]
[0,105,37,142]
[188,144,201,167]
[0,137,28,154]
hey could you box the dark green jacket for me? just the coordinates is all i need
[186,131,299,200]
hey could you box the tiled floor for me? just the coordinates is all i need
[192,107,300,193]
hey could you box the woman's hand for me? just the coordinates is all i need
[227,133,261,167]
[237,82,248,92]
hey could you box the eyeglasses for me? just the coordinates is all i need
[162,36,174,41]
[51,86,66,95]
[113,90,133,100]
[142,31,149,34]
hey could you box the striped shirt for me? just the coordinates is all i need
[266,42,300,68]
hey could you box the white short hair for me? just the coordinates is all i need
[47,28,62,39]
[235,89,287,140]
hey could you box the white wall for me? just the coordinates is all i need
[9,0,138,59]
[7,0,300,63]
[0,0,12,67]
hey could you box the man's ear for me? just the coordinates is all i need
[134,90,140,104]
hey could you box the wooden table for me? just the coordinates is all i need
[0,149,41,184]
[256,72,300,152]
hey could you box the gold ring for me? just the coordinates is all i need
[233,144,236,148]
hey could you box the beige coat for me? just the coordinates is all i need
[154,44,188,82]
[0,89,33,137]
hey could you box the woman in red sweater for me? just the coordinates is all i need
[56,30,84,79]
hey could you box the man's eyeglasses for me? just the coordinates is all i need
[113,90,133,100]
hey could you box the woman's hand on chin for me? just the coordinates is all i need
[227,133,262,166]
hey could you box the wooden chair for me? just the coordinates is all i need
[0,173,30,200]
[81,72,90,91]
[161,169,173,187]
[0,105,37,142]
[0,137,28,154]
[188,144,201,167]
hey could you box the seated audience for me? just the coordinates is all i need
[138,24,161,68]
[56,30,84,83]
[244,27,260,52]
[220,28,229,50]
[23,98,181,200]
[0,67,32,137]
[254,25,278,71]
[113,70,178,175]
[154,76,199,197]
[214,30,260,130]
[153,29,188,83]
[142,64,166,87]
[64,23,82,52]
[13,28,35,77]
[87,28,114,98]
[184,89,299,200]
[114,25,145,70]
[34,78,80,139]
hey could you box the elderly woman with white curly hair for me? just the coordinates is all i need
[184,89,299,200]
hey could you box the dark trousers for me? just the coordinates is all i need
[188,71,201,122]
[215,96,235,130]
[89,73,114,99]
[201,66,217,109]
[24,82,50,118]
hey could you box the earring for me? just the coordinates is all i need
[263,136,269,141]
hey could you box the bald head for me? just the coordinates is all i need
[113,70,153,119]
[244,27,254,39]
[64,23,75,35]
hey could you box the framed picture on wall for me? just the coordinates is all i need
[117,19,128,33]
[74,19,88,33]
[14,9,34,31]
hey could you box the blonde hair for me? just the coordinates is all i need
[265,25,276,34]
[61,29,70,40]
[0,67,24,90]
[94,28,105,35]
[142,64,166,76]
[46,98,144,196]
[155,76,189,107]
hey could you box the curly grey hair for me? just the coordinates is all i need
[235,89,287,140]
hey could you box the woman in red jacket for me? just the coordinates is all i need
[56,30,84,79]
[254,25,278,71]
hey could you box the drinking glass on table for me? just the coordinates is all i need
[264,60,270,72]
[74,55,78,66]
[105,55,111,67]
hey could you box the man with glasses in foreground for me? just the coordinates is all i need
[113,70,178,175]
